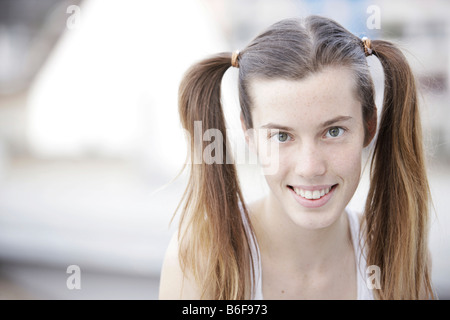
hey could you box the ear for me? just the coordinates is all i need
[364,107,378,147]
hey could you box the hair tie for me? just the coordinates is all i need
[231,50,240,68]
[361,37,373,56]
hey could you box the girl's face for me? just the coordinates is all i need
[244,67,367,230]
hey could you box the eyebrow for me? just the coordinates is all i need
[260,116,353,131]
[321,115,353,127]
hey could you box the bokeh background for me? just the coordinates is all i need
[0,0,449,299]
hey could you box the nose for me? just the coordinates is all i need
[294,141,327,179]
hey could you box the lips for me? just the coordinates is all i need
[288,184,338,208]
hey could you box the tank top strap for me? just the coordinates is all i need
[239,202,263,300]
[346,207,375,300]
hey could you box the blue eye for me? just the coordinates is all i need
[270,132,291,143]
[277,132,289,142]
[326,127,345,138]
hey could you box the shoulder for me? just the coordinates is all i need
[158,232,204,299]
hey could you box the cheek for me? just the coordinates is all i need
[329,143,363,182]
[253,135,285,176]
[258,144,296,178]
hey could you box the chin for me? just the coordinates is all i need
[288,208,344,230]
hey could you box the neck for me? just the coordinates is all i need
[255,194,353,272]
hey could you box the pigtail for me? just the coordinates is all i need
[176,53,255,299]
[364,40,435,299]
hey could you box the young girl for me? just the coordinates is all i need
[159,16,435,300]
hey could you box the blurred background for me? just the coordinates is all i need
[0,0,448,299]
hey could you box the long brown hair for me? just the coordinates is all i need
[364,40,435,299]
[177,54,255,299]
[176,16,434,299]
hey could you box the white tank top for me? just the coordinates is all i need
[246,206,375,300]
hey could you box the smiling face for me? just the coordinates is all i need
[243,66,367,230]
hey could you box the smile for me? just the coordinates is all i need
[293,186,332,200]
[288,184,338,208]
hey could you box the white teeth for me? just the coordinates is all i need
[293,186,333,200]
[299,189,305,197]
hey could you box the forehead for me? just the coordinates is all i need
[248,67,361,125]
